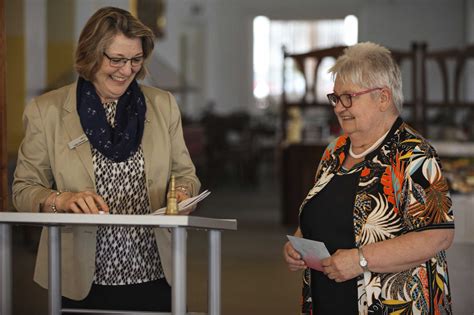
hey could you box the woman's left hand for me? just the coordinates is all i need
[321,248,361,282]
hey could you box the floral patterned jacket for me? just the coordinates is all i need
[299,117,454,315]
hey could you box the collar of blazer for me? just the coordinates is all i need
[59,81,155,185]
[61,82,95,183]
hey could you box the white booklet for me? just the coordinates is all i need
[287,235,331,272]
[152,190,211,215]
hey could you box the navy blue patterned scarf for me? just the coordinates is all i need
[76,77,146,162]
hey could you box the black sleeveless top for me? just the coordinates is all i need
[300,169,360,315]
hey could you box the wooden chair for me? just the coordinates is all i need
[420,43,474,139]
[391,42,421,131]
[281,45,347,141]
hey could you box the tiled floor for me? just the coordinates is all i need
[7,176,474,314]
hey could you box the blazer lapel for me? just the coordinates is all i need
[61,83,95,182]
[142,94,154,181]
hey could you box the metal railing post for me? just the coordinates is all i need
[172,227,187,315]
[48,226,61,315]
[208,230,221,315]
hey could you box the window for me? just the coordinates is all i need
[253,16,358,107]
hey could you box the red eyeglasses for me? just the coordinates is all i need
[327,87,383,108]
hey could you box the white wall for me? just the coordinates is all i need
[359,0,466,103]
[25,0,46,102]
[74,0,130,42]
[205,0,361,114]
[359,0,465,49]
[58,0,469,115]
[155,0,468,115]
[153,0,208,117]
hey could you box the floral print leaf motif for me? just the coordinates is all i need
[411,274,430,312]
[359,193,401,244]
[299,123,453,314]
[422,157,441,184]
[390,151,407,215]
[400,138,422,148]
[307,169,334,198]
[428,257,452,313]
[354,193,372,241]
[407,158,452,226]
[405,145,425,177]
[368,299,384,314]
[418,267,430,309]
[381,166,397,211]
[435,274,445,292]
[363,274,381,309]
[382,299,413,314]
[381,269,427,314]
[406,154,424,177]
[411,182,426,206]
[361,166,371,178]
[338,151,345,165]
[399,178,410,218]
[314,138,345,183]
[334,135,348,151]
[322,135,347,162]
[300,137,347,214]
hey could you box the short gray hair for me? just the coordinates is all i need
[328,42,403,112]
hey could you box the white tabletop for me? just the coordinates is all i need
[0,212,237,231]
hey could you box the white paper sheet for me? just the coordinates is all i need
[287,235,330,271]
[152,190,211,215]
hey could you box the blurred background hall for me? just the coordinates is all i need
[1,0,474,314]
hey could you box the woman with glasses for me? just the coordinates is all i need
[12,7,200,312]
[283,42,454,314]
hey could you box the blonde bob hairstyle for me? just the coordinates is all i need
[75,6,154,81]
[328,42,403,113]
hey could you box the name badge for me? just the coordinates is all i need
[68,134,89,149]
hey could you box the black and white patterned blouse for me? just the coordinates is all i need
[299,117,454,314]
[92,101,164,285]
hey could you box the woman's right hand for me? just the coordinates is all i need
[283,241,306,271]
[55,191,109,214]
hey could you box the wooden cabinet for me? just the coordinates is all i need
[280,144,325,226]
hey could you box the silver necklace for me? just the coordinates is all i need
[349,130,390,159]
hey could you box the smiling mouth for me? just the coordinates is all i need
[110,75,127,82]
[340,116,354,121]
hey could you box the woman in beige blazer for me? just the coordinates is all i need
[12,7,200,312]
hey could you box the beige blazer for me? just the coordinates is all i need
[12,82,200,300]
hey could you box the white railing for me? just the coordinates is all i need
[0,212,237,315]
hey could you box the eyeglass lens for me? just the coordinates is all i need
[328,94,351,108]
[110,57,143,67]
[104,52,143,67]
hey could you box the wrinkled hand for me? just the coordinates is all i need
[283,241,306,271]
[321,248,361,282]
[56,191,109,214]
